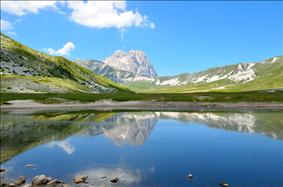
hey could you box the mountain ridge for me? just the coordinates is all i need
[126,55,283,92]
[76,48,282,93]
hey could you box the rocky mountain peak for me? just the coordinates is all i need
[104,50,158,80]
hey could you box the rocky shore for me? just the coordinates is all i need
[2,100,283,112]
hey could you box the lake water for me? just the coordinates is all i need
[1,110,283,187]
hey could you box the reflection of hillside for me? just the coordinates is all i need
[0,111,117,163]
[1,110,282,163]
[158,112,283,139]
[33,111,116,123]
[0,114,90,163]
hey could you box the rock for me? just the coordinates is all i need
[14,176,26,185]
[46,177,53,182]
[187,173,193,179]
[73,175,88,184]
[25,164,34,168]
[8,183,15,187]
[22,184,32,187]
[47,179,63,185]
[110,177,119,183]
[100,176,107,179]
[220,182,229,187]
[0,169,5,173]
[32,175,48,185]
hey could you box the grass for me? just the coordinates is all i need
[1,90,283,104]
[1,74,92,92]
[1,33,130,93]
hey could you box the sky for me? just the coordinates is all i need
[1,1,282,76]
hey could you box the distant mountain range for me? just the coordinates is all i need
[0,33,129,93]
[78,50,282,92]
[1,33,282,93]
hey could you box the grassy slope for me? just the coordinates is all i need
[0,33,130,93]
[1,74,92,92]
[127,56,283,93]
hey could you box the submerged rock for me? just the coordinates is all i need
[32,175,48,185]
[73,175,88,184]
[110,177,119,183]
[220,182,229,187]
[0,169,5,173]
[14,176,26,185]
[25,164,34,168]
[187,173,193,179]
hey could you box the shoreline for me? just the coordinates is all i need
[1,100,283,111]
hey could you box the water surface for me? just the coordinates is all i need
[1,110,283,187]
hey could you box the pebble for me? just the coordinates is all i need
[73,175,88,184]
[187,173,193,179]
[47,179,64,185]
[22,184,32,187]
[46,177,53,182]
[110,177,119,183]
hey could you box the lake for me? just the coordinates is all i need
[1,110,283,187]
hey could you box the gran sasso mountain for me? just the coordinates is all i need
[0,34,129,93]
[77,50,158,83]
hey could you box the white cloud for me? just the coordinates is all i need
[66,1,155,29]
[0,19,12,31]
[1,1,57,16]
[46,41,75,56]
[0,1,155,30]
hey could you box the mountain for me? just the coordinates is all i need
[127,56,283,92]
[0,33,129,93]
[76,59,135,83]
[77,50,158,83]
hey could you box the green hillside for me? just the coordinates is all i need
[127,56,283,93]
[0,33,130,93]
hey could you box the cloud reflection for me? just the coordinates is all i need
[48,140,75,154]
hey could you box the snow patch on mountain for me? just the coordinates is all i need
[270,57,279,63]
[157,77,180,86]
[157,62,258,86]
[228,63,256,83]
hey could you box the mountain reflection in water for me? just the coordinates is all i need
[1,110,282,187]
[1,110,282,163]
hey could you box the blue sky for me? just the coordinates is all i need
[1,1,282,76]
